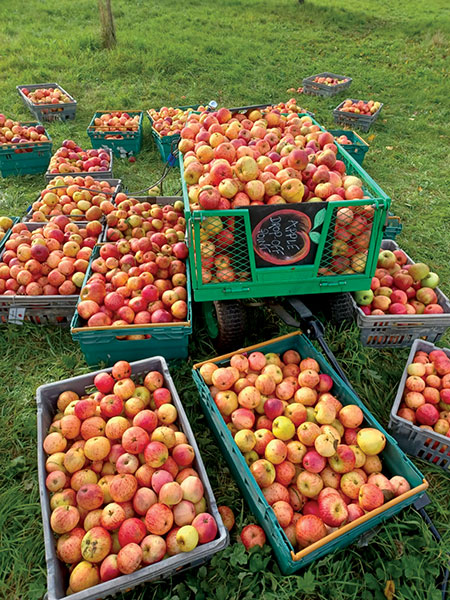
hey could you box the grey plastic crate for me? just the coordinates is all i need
[99,195,183,243]
[22,179,123,222]
[333,99,383,132]
[0,221,102,325]
[17,83,77,122]
[36,356,229,600]
[352,239,450,348]
[303,72,352,97]
[45,149,114,183]
[389,339,450,472]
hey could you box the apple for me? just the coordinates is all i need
[354,290,373,306]
[240,524,266,549]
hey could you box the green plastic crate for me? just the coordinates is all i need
[384,212,403,240]
[192,331,428,574]
[70,247,192,366]
[0,216,20,252]
[147,106,200,163]
[87,111,143,157]
[0,122,52,177]
[329,129,369,165]
[181,114,391,302]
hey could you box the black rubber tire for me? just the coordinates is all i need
[327,292,355,326]
[211,300,247,352]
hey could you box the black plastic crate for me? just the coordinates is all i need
[333,99,383,132]
[303,72,352,97]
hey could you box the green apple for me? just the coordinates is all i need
[377,250,396,269]
[408,262,430,282]
[148,186,161,197]
[421,272,439,289]
[354,289,374,306]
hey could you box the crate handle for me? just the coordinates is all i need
[319,279,348,287]
[223,287,250,293]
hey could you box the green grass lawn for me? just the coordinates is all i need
[0,0,449,598]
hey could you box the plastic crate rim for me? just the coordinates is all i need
[291,479,427,561]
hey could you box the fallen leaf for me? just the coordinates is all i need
[384,580,395,600]
[386,146,394,150]
[418,186,423,191]
[367,134,376,141]
[409,117,415,120]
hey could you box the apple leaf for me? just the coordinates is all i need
[309,231,321,245]
[313,208,326,230]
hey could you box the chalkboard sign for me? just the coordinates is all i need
[249,203,327,268]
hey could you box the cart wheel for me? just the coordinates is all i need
[327,292,355,326]
[202,301,247,351]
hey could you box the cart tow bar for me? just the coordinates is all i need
[271,297,448,599]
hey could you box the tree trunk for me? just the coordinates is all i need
[98,0,116,49]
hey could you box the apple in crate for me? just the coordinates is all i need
[41,359,219,593]
[198,346,414,550]
[354,248,446,316]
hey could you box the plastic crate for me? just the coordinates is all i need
[0,221,100,325]
[87,111,144,157]
[45,149,114,182]
[22,179,123,223]
[192,331,427,574]
[181,114,391,303]
[389,339,450,471]
[328,129,369,165]
[147,106,201,164]
[70,248,192,366]
[0,122,52,177]
[352,239,450,348]
[226,104,315,118]
[99,195,183,244]
[384,213,403,240]
[333,99,383,133]
[17,83,76,121]
[0,216,20,252]
[302,72,352,97]
[37,355,229,600]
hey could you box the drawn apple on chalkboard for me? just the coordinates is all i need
[252,207,326,266]
[252,210,311,266]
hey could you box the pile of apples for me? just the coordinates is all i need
[334,134,353,146]
[77,231,189,328]
[338,100,381,116]
[312,76,347,86]
[355,248,444,316]
[181,109,369,210]
[0,114,49,145]
[104,193,185,243]
[0,218,102,296]
[180,107,374,278]
[43,360,219,595]
[92,112,140,132]
[198,349,411,550]
[48,140,111,175]
[149,106,208,137]
[397,349,450,437]
[21,86,72,105]
[29,176,118,222]
[0,216,14,244]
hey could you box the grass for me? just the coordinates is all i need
[0,0,449,598]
